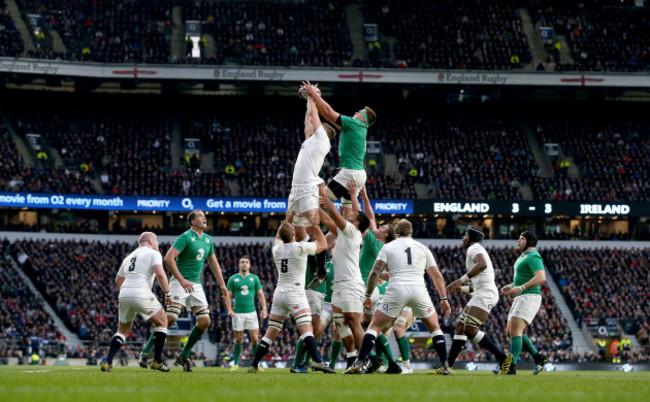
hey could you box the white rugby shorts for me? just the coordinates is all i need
[466,289,499,314]
[507,293,542,324]
[169,278,209,309]
[270,287,310,318]
[118,288,163,323]
[287,186,320,215]
[306,289,325,316]
[332,169,367,202]
[232,311,260,331]
[331,283,365,314]
[378,284,435,319]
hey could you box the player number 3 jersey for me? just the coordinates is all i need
[117,246,163,290]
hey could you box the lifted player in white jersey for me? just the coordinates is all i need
[287,91,337,288]
[429,226,513,375]
[100,232,171,373]
[248,221,335,374]
[345,219,451,374]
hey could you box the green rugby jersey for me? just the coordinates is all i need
[377,281,389,295]
[360,231,383,285]
[323,261,335,303]
[513,250,544,296]
[227,273,262,314]
[339,115,367,170]
[170,229,215,284]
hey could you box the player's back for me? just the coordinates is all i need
[379,237,434,286]
[118,246,162,290]
[272,240,317,289]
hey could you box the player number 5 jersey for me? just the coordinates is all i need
[376,237,435,286]
[272,240,318,288]
[117,246,163,289]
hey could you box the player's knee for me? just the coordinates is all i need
[334,313,352,338]
[295,313,312,327]
[292,216,311,228]
[195,308,211,329]
[234,333,244,343]
[307,213,320,225]
[268,318,284,332]
[166,304,181,323]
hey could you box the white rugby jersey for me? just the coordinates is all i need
[376,237,435,286]
[331,222,364,286]
[465,243,498,294]
[272,240,318,288]
[117,246,163,289]
[291,125,331,187]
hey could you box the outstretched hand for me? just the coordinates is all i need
[301,80,320,97]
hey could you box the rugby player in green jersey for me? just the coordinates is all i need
[138,210,231,372]
[227,256,267,371]
[500,231,549,375]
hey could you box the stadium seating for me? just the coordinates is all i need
[17,0,174,63]
[183,0,353,67]
[361,0,531,69]
[0,1,25,57]
[527,0,650,72]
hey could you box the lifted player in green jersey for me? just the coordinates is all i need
[300,80,377,219]
[139,210,231,372]
[500,231,549,375]
[228,256,267,371]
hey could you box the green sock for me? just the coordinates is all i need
[142,332,155,355]
[376,349,385,363]
[180,326,204,359]
[376,334,395,363]
[522,335,538,355]
[293,338,305,366]
[329,341,343,367]
[234,343,242,365]
[302,354,312,366]
[510,336,523,362]
[252,343,259,357]
[397,336,410,362]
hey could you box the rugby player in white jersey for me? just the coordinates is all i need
[287,91,336,288]
[429,226,513,375]
[317,183,370,363]
[248,221,335,374]
[100,232,171,372]
[345,219,451,374]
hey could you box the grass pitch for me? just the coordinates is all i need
[1,366,648,402]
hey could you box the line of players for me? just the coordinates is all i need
[99,83,549,374]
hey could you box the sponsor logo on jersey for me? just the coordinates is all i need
[293,305,299,310]
[250,278,253,281]
[206,238,210,243]
[191,237,196,242]
[235,278,239,282]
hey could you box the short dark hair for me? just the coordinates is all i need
[188,209,202,224]
[356,211,370,233]
[385,224,396,243]
[239,256,250,264]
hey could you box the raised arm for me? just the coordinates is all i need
[311,222,328,254]
[304,96,321,138]
[348,181,361,213]
[319,183,347,231]
[360,186,377,232]
[302,80,341,129]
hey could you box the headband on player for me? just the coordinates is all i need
[466,226,484,245]
[361,108,369,128]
